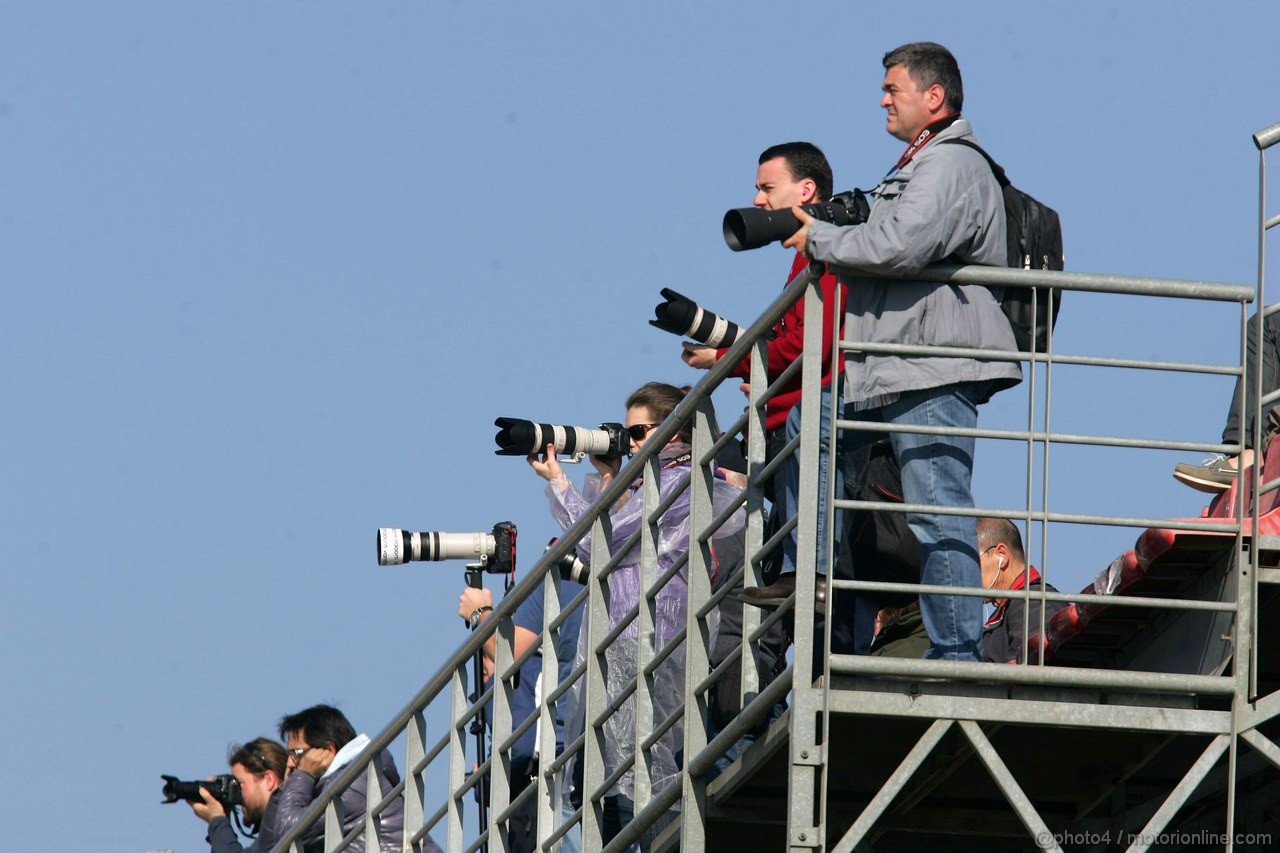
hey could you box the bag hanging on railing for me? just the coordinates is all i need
[942,138,1064,353]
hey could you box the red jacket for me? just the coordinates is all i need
[718,252,845,432]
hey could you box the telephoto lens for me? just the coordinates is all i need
[493,417,628,459]
[545,537,589,584]
[722,188,870,251]
[377,521,517,570]
[650,288,742,348]
[555,552,588,584]
[377,529,496,566]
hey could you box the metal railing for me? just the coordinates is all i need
[273,121,1280,853]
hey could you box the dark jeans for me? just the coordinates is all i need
[1223,308,1280,449]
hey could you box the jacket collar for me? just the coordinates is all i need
[985,565,1042,627]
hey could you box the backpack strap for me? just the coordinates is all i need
[940,138,1010,189]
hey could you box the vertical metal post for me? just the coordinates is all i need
[446,665,468,853]
[679,396,717,850]
[1249,128,1271,701]
[581,513,614,853]
[1035,293,1055,665]
[323,798,345,852]
[404,710,427,853]
[365,761,382,853]
[740,334,770,711]
[489,615,516,851]
[631,456,661,821]
[537,569,564,851]
[787,271,826,851]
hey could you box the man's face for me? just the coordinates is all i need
[880,64,935,143]
[287,730,337,777]
[231,762,277,826]
[753,157,815,211]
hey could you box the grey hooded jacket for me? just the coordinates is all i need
[805,118,1022,404]
[275,738,415,853]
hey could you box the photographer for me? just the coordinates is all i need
[784,43,1022,662]
[682,142,847,610]
[528,381,744,847]
[457,578,585,853]
[187,738,287,853]
[275,704,427,853]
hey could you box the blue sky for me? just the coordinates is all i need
[3,3,1278,851]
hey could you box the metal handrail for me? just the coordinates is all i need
[273,257,1261,853]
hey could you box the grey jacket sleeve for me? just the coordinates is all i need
[274,769,323,845]
[205,816,252,853]
[807,144,1004,276]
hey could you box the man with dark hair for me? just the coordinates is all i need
[276,703,422,853]
[785,42,1022,662]
[977,517,1067,664]
[188,737,289,853]
[684,140,847,607]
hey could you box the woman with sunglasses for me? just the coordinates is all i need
[527,381,743,848]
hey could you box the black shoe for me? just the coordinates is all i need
[739,575,826,611]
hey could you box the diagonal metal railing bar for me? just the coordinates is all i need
[1125,735,1231,853]
[830,719,954,853]
[959,720,1061,852]
[1240,730,1280,772]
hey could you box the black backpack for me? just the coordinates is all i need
[943,139,1064,353]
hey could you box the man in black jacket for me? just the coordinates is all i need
[978,517,1067,664]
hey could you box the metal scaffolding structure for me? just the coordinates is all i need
[273,121,1280,853]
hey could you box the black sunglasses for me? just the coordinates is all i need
[626,423,661,442]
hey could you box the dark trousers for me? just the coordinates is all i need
[1223,308,1280,449]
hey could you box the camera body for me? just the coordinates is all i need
[494,417,628,461]
[161,773,243,807]
[722,188,871,252]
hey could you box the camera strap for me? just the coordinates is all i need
[889,114,961,175]
[661,453,692,471]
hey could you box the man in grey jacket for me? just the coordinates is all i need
[275,703,434,853]
[785,42,1021,661]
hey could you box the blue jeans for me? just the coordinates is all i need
[843,383,985,662]
[778,385,841,578]
[561,801,581,853]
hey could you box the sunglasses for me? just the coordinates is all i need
[626,423,660,442]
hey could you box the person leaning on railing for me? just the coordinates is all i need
[186,738,288,853]
[680,141,847,607]
[526,381,745,848]
[780,42,1022,662]
[274,703,434,853]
